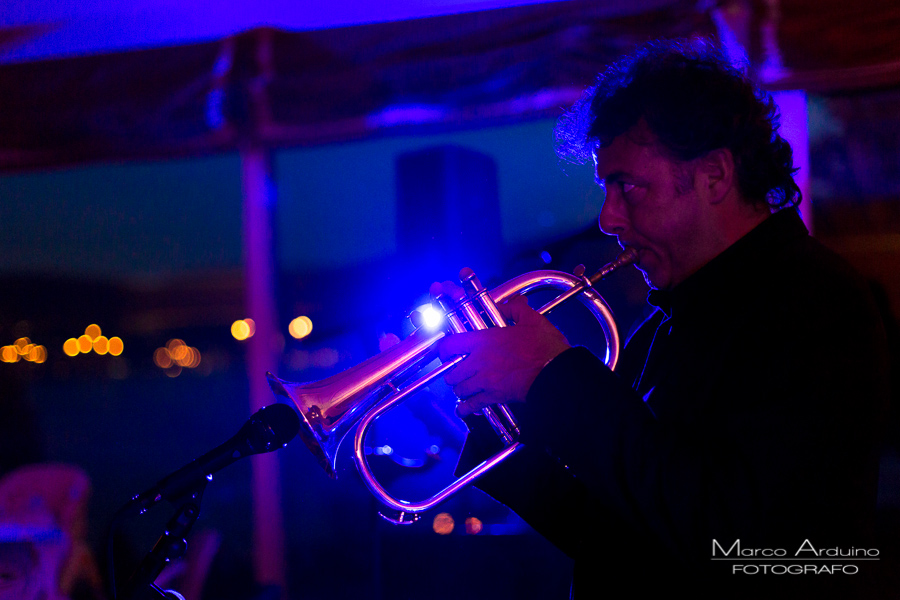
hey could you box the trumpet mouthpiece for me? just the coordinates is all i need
[588,247,639,285]
[618,247,639,266]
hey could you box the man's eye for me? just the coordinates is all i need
[621,183,635,194]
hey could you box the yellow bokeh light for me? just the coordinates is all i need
[77,335,93,354]
[245,318,256,336]
[63,338,79,357]
[231,320,251,341]
[108,337,124,356]
[14,338,31,353]
[465,517,483,535]
[288,316,313,339]
[93,336,109,355]
[432,512,455,535]
[85,324,102,341]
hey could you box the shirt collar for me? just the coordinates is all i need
[647,208,809,319]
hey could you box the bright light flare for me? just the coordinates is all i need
[418,305,443,330]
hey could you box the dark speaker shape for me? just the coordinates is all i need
[396,146,503,285]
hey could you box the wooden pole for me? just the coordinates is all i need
[240,145,287,595]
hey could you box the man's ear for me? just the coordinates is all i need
[697,148,735,205]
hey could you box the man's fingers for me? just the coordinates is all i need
[438,331,479,361]
[444,359,477,385]
[455,393,491,417]
[450,377,483,400]
[438,280,465,302]
[456,398,478,418]
[499,294,535,324]
[455,400,475,418]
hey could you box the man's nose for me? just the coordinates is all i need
[598,195,627,236]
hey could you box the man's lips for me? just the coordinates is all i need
[619,244,642,265]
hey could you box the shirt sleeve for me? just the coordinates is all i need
[512,294,888,564]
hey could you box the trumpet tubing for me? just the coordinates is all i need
[268,248,637,523]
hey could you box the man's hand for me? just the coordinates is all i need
[437,292,570,416]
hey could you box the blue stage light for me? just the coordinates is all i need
[419,305,443,330]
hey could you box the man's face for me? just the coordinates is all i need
[593,126,705,290]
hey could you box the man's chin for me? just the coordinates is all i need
[638,266,671,291]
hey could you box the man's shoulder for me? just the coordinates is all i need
[741,230,887,375]
[747,226,874,313]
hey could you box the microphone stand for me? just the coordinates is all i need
[121,481,207,600]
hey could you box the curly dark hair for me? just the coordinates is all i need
[555,38,801,209]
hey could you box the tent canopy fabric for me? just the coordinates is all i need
[2,0,900,172]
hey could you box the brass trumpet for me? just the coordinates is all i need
[268,248,637,523]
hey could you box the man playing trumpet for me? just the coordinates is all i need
[439,39,889,598]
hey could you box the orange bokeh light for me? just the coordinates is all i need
[432,512,455,535]
[93,336,109,355]
[108,337,124,356]
[63,339,79,356]
[465,517,483,535]
[77,335,93,353]
[28,346,47,364]
[154,348,173,369]
[85,324,102,341]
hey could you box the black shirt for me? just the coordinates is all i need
[462,209,890,598]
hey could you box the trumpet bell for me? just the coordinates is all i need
[266,324,445,479]
[266,374,341,479]
[267,249,637,519]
